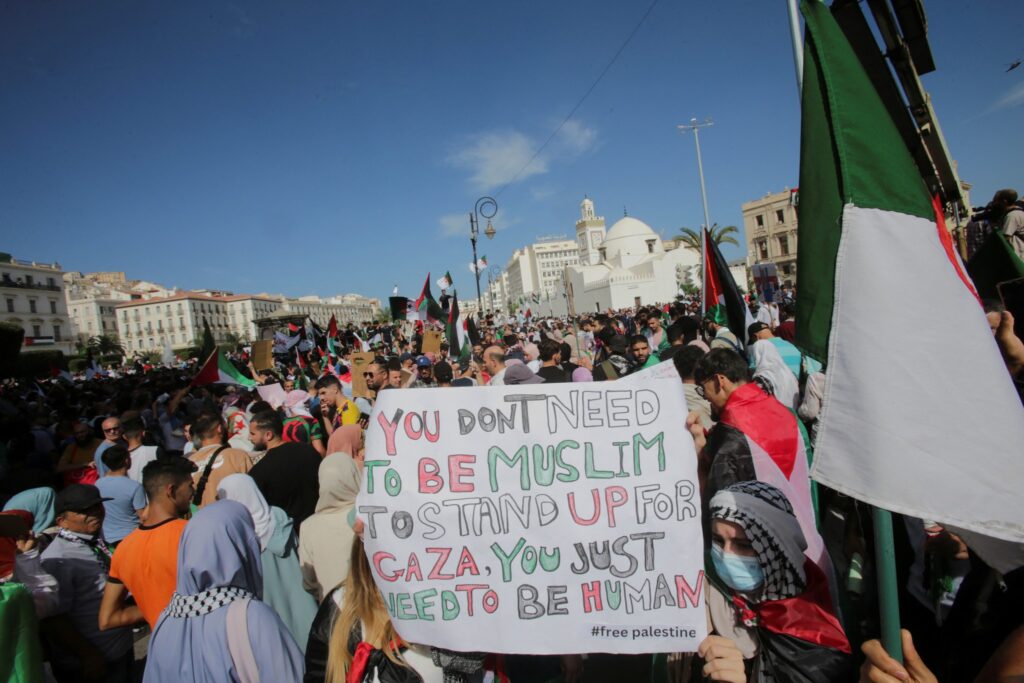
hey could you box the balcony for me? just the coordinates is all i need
[0,276,61,292]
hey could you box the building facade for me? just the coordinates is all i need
[0,254,74,354]
[116,293,235,353]
[742,188,800,287]
[502,238,579,311]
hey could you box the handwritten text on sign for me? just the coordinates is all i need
[357,379,706,654]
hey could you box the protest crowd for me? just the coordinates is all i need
[1,279,1022,683]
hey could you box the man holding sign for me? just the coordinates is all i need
[357,379,708,656]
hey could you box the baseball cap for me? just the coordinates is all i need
[55,484,112,515]
[416,356,432,368]
[747,322,770,341]
[399,352,414,363]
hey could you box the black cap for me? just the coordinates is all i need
[747,322,770,340]
[55,484,112,515]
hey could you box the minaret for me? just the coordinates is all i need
[575,197,606,265]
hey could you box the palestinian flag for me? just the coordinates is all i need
[413,273,444,322]
[445,292,471,362]
[797,0,1024,568]
[702,226,749,347]
[389,296,410,321]
[437,271,453,290]
[192,347,258,388]
[467,316,482,346]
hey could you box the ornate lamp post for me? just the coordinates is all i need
[469,196,498,314]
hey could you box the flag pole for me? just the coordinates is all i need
[872,507,904,661]
[785,0,804,95]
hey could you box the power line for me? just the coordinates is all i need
[494,0,662,198]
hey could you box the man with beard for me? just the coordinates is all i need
[247,411,321,528]
[56,421,101,483]
[186,413,253,507]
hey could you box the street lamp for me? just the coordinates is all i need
[678,117,714,315]
[469,196,498,314]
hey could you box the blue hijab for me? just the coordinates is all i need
[144,501,304,683]
[3,487,56,533]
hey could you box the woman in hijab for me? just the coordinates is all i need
[705,481,852,682]
[325,424,362,461]
[749,341,801,411]
[298,452,360,602]
[144,500,304,683]
[215,474,318,652]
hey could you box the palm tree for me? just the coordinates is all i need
[86,334,125,357]
[675,224,740,251]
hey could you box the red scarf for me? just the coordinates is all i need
[719,383,798,478]
[731,559,850,653]
[0,510,34,578]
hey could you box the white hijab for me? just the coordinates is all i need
[750,340,801,411]
[215,474,275,551]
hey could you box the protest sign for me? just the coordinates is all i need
[349,351,376,399]
[358,379,706,654]
[256,383,287,408]
[421,330,442,355]
[620,358,680,385]
[251,340,273,371]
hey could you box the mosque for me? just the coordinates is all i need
[564,198,700,314]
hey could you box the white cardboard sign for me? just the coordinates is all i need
[358,379,707,654]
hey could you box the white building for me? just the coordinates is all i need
[502,238,579,312]
[116,293,235,354]
[565,198,699,313]
[225,295,284,342]
[280,294,381,327]
[0,254,74,354]
[64,272,137,343]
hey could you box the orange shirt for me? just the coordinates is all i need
[108,518,187,628]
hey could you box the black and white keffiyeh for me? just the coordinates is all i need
[709,481,807,602]
[164,586,256,618]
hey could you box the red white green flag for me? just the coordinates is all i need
[702,227,750,347]
[192,347,258,388]
[797,0,1024,570]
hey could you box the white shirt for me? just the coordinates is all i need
[127,444,160,483]
[488,368,506,386]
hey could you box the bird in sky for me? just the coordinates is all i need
[1007,59,1022,72]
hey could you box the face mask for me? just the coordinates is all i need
[711,544,764,592]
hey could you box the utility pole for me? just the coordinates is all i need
[678,118,714,315]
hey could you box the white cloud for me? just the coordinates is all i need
[447,130,548,191]
[438,213,468,238]
[556,119,598,155]
[447,119,598,192]
[989,81,1024,112]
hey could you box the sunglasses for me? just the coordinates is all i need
[362,372,375,378]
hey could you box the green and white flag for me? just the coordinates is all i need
[445,292,471,362]
[797,0,1024,570]
[436,271,453,290]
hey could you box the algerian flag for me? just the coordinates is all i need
[353,331,370,352]
[191,347,258,388]
[798,0,1024,570]
[437,271,453,290]
[445,292,471,362]
[477,255,488,270]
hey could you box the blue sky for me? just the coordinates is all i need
[2,1,1021,304]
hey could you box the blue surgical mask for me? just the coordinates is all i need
[711,544,764,592]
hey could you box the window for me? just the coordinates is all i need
[778,235,790,256]
[5,299,12,313]
[47,277,55,287]
[758,240,769,260]
[32,325,41,337]
[49,300,57,313]
[53,325,61,341]
[782,264,793,276]
[755,215,764,228]
[776,209,785,224]
[25,275,33,286]
[28,300,36,313]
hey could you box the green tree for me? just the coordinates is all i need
[86,334,125,357]
[675,224,740,251]
[222,331,244,351]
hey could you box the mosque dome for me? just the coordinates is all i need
[601,216,663,263]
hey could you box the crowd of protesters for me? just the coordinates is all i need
[1,291,1022,683]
